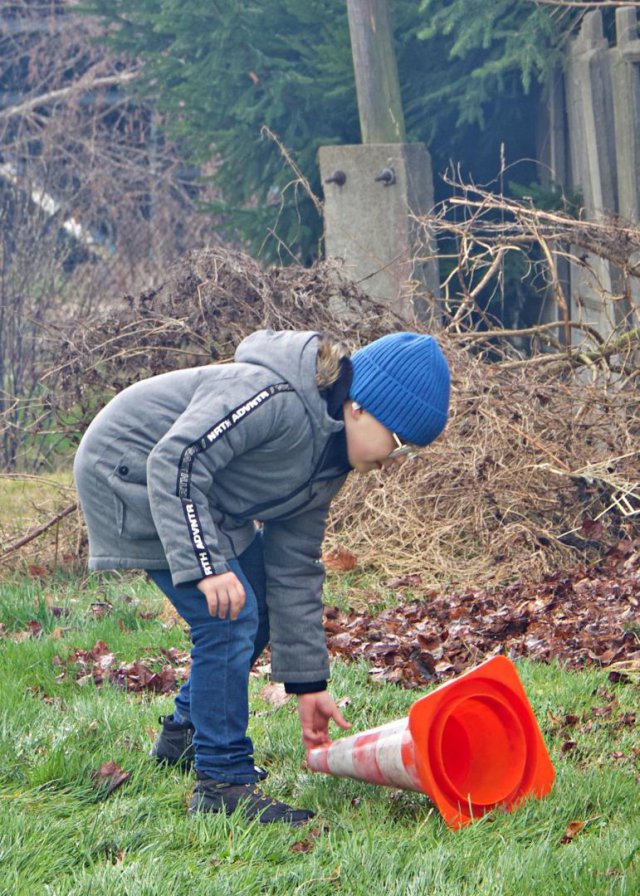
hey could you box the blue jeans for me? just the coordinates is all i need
[147,533,269,784]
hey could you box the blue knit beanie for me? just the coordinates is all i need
[350,332,450,446]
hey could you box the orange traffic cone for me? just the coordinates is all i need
[307,656,555,828]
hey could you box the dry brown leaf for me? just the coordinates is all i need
[561,819,585,843]
[90,601,113,617]
[257,683,290,709]
[57,640,189,694]
[560,816,601,844]
[251,661,272,677]
[321,539,640,688]
[563,714,580,728]
[289,826,328,853]
[322,546,357,572]
[386,574,423,589]
[91,761,131,795]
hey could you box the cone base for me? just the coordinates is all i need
[409,656,555,828]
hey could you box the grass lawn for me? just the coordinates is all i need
[0,571,638,896]
[0,474,75,526]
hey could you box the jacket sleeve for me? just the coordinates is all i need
[261,505,330,683]
[146,375,288,586]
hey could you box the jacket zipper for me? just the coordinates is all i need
[242,479,312,517]
[232,434,345,518]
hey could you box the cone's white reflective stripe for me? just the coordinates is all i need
[376,724,423,791]
[318,718,422,792]
[324,732,358,778]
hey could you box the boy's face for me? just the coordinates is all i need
[342,401,409,474]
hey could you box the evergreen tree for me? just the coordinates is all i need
[83,0,581,262]
[83,0,358,261]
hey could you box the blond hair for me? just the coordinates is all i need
[315,335,350,389]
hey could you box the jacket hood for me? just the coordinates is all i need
[235,329,343,442]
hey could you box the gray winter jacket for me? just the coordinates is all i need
[73,330,351,683]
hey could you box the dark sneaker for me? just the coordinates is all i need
[150,716,269,780]
[150,715,195,768]
[189,775,314,825]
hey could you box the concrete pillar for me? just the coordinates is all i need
[318,142,439,321]
[537,69,569,189]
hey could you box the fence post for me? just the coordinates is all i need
[564,9,618,338]
[611,9,640,224]
[610,9,640,319]
[319,142,439,320]
[346,0,405,144]
[319,1,439,321]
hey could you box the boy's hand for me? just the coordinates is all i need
[297,691,351,749]
[196,571,246,620]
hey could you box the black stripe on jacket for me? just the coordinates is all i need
[175,382,294,578]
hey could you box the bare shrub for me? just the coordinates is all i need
[0,1,220,470]
[326,337,639,587]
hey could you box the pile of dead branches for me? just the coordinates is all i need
[3,202,640,587]
[325,336,639,587]
[46,247,405,436]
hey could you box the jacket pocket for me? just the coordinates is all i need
[107,454,158,541]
